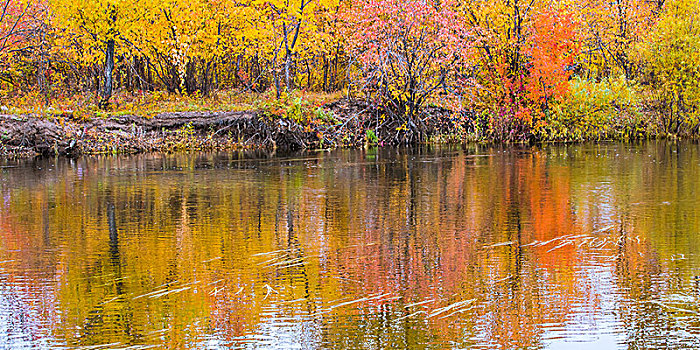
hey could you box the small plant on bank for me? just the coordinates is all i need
[260,90,338,127]
[365,129,378,145]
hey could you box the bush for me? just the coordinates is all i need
[538,76,644,141]
[343,0,473,139]
[633,0,700,137]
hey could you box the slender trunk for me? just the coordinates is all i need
[214,62,218,90]
[283,20,301,91]
[331,49,339,90]
[94,66,100,98]
[37,24,49,100]
[273,50,281,99]
[130,56,137,91]
[306,58,311,90]
[323,55,328,92]
[204,59,212,95]
[234,55,241,87]
[100,39,115,109]
[284,49,292,90]
[146,57,153,90]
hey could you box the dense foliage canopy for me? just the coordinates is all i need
[1,0,699,139]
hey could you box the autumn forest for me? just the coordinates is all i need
[1,0,699,151]
[2,0,700,347]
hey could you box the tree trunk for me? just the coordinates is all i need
[274,50,281,99]
[234,55,241,87]
[147,57,153,90]
[284,50,292,90]
[323,56,328,92]
[306,58,311,90]
[100,39,115,109]
[203,59,212,95]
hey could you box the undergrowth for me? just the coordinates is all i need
[0,88,343,121]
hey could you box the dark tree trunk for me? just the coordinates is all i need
[274,51,281,99]
[147,57,153,91]
[204,60,212,95]
[306,58,311,90]
[100,39,115,109]
[234,55,241,87]
[323,56,328,92]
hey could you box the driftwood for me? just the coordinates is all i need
[0,111,317,157]
[0,99,468,158]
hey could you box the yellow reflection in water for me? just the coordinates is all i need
[0,143,699,349]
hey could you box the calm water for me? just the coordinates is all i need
[1,143,699,349]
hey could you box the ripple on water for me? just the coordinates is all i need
[0,144,700,349]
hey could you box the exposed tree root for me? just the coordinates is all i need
[0,99,468,158]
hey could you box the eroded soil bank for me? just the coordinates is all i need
[0,99,460,158]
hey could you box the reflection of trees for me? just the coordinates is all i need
[607,143,700,349]
[1,144,699,348]
[72,200,138,346]
[309,148,588,349]
[0,149,586,348]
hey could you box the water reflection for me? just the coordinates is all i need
[0,142,699,349]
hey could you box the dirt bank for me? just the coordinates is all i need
[0,99,464,158]
[0,110,322,158]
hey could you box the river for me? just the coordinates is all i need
[1,142,699,349]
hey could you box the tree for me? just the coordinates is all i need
[635,0,700,136]
[0,0,28,57]
[343,0,474,140]
[129,0,214,93]
[525,7,579,113]
[573,0,656,78]
[0,0,45,86]
[51,0,144,107]
[464,0,581,140]
[254,0,339,97]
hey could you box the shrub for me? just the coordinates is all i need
[342,0,474,140]
[539,76,644,141]
[633,0,700,137]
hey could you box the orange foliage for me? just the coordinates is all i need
[526,7,580,108]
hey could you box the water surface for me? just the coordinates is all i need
[1,143,699,349]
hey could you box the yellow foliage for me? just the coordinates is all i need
[50,0,144,62]
[634,0,700,135]
[542,76,643,141]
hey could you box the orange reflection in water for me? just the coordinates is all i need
[0,143,699,349]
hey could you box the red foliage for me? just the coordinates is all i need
[341,0,474,118]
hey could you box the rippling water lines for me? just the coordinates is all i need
[0,143,699,349]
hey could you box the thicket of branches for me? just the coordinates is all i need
[2,0,699,139]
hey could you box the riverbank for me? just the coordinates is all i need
[0,89,694,159]
[0,98,460,158]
